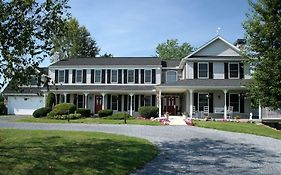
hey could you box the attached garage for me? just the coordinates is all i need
[7,95,44,115]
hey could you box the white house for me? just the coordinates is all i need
[3,36,252,118]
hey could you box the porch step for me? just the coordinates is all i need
[168,116,187,125]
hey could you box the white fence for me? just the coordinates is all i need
[262,107,281,119]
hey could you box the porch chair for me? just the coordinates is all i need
[227,106,234,119]
[203,106,209,117]
[192,106,196,118]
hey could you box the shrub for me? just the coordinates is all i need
[52,113,82,120]
[33,107,51,118]
[0,102,7,115]
[98,109,113,118]
[105,112,132,120]
[76,108,91,117]
[139,106,158,119]
[45,92,55,109]
[47,103,76,117]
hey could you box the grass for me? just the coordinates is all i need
[16,116,160,125]
[0,129,158,175]
[193,120,281,140]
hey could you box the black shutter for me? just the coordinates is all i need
[82,69,87,83]
[209,63,213,79]
[118,95,122,111]
[209,93,213,113]
[124,95,128,111]
[55,70,58,83]
[72,70,76,83]
[141,69,144,84]
[118,69,122,84]
[135,69,139,83]
[224,63,229,79]
[194,93,198,111]
[102,69,106,83]
[152,95,156,106]
[194,63,198,79]
[152,69,156,84]
[226,93,229,107]
[107,95,111,109]
[141,95,144,106]
[239,63,244,79]
[123,69,127,84]
[64,70,69,83]
[91,69,95,83]
[66,94,70,103]
[107,69,111,83]
[135,95,139,111]
[240,93,245,113]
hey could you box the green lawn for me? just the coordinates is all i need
[0,129,158,175]
[193,120,281,140]
[16,116,160,126]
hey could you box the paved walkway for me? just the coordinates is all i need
[0,118,281,174]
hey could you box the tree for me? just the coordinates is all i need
[100,53,113,58]
[51,18,100,61]
[0,0,70,88]
[155,39,193,60]
[243,0,281,109]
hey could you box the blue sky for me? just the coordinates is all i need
[41,0,250,66]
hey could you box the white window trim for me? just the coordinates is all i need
[144,69,152,84]
[58,70,65,83]
[127,69,135,83]
[228,63,240,79]
[198,93,209,112]
[111,69,118,84]
[166,70,178,83]
[76,70,83,83]
[198,62,209,79]
[95,69,101,83]
[229,93,240,113]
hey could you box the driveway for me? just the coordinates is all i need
[0,119,281,174]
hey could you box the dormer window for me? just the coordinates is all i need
[58,70,64,83]
[166,70,177,83]
[229,63,239,79]
[198,62,208,79]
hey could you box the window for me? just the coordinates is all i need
[198,63,208,78]
[128,70,134,83]
[198,93,208,111]
[144,96,151,106]
[229,63,239,78]
[95,70,101,83]
[145,70,151,83]
[77,95,84,108]
[76,70,82,83]
[58,70,64,83]
[112,95,118,110]
[229,93,239,112]
[111,70,118,83]
[166,71,177,83]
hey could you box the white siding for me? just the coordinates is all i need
[186,62,193,79]
[213,62,224,79]
[156,68,161,84]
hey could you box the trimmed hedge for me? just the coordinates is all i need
[98,109,113,118]
[33,107,51,118]
[52,113,82,120]
[139,106,158,119]
[76,108,91,117]
[45,92,55,109]
[0,102,7,115]
[105,112,132,120]
[47,103,76,117]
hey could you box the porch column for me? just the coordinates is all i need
[158,90,162,118]
[258,100,262,120]
[224,89,228,119]
[130,94,133,116]
[84,93,88,108]
[64,93,67,103]
[101,93,106,110]
[189,89,193,118]
[43,93,47,104]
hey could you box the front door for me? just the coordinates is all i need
[165,96,177,115]
[95,95,102,113]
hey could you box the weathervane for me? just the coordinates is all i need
[216,27,221,35]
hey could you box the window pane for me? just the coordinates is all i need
[112,70,117,83]
[77,95,84,108]
[166,71,177,83]
[145,70,151,83]
[95,70,101,82]
[229,64,239,78]
[199,63,208,78]
[112,95,118,110]
[144,96,151,106]
[128,70,134,82]
[199,94,208,111]
[230,94,239,112]
[76,70,82,82]
[59,70,64,83]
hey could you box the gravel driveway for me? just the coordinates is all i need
[0,119,281,174]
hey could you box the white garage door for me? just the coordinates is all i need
[8,96,45,115]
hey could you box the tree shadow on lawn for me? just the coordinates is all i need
[134,138,281,175]
[0,135,157,175]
